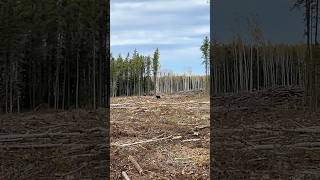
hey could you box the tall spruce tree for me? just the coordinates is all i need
[152,48,160,96]
[201,36,210,91]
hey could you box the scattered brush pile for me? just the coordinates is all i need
[213,87,304,109]
[1,87,319,179]
[212,87,320,179]
[110,94,210,180]
[0,110,109,179]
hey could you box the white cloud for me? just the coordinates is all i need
[192,25,210,35]
[111,0,209,46]
[110,0,209,74]
[161,46,201,57]
[112,0,208,12]
[111,27,209,46]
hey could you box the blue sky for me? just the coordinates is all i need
[111,0,210,75]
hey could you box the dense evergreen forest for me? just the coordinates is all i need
[0,0,109,113]
[110,49,158,97]
[110,49,207,97]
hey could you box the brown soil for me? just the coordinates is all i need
[111,88,320,180]
[212,88,320,179]
[110,91,210,180]
[0,109,108,180]
[1,88,319,180]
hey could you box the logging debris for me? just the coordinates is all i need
[111,91,209,179]
[128,155,143,174]
[0,109,108,179]
[111,88,320,179]
[122,171,131,180]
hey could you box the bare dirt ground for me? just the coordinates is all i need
[111,88,320,180]
[110,91,210,180]
[0,109,108,179]
[1,88,320,180]
[212,88,320,179]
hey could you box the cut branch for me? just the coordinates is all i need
[122,171,131,180]
[112,135,173,147]
[128,155,143,174]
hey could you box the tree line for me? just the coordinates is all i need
[0,0,109,113]
[110,49,159,97]
[212,41,305,95]
[111,49,207,97]
[210,0,320,110]
[157,72,206,94]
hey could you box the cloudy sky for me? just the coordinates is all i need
[212,0,305,43]
[111,0,210,75]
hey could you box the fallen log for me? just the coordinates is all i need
[112,135,173,147]
[291,142,320,148]
[281,128,320,134]
[0,128,107,141]
[56,162,88,177]
[128,155,143,174]
[243,142,320,150]
[195,125,210,130]
[158,101,209,105]
[122,171,131,180]
[182,138,201,142]
[172,136,182,140]
[0,138,23,142]
[0,143,93,149]
[244,144,281,150]
[110,107,137,109]
[110,103,132,106]
[0,132,82,140]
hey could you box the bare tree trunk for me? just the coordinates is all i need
[54,57,60,110]
[250,46,253,91]
[154,72,157,96]
[62,57,66,110]
[9,61,13,113]
[316,0,319,44]
[93,36,96,109]
[76,48,79,109]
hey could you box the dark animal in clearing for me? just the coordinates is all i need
[156,95,161,99]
